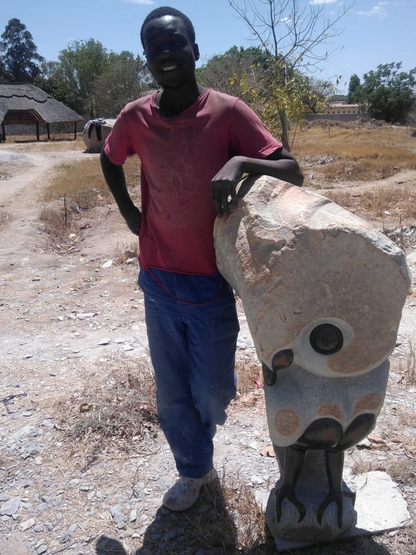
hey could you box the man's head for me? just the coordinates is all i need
[140,7,196,48]
[141,7,199,90]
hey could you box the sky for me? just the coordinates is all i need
[1,0,414,93]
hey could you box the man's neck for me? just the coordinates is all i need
[157,82,204,117]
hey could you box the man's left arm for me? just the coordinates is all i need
[211,148,304,216]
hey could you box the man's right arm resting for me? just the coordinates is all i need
[100,149,142,236]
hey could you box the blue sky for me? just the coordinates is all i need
[1,0,414,92]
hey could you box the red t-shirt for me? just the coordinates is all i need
[104,88,282,275]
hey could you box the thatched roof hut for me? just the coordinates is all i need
[0,82,83,141]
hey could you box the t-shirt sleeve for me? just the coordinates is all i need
[229,99,283,159]
[103,108,135,166]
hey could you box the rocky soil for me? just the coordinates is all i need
[0,141,415,555]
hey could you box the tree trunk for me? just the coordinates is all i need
[279,109,290,152]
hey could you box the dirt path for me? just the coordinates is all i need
[0,142,415,555]
[320,169,416,194]
[0,144,150,364]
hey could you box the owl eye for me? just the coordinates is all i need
[309,324,343,355]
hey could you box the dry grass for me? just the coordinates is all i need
[5,133,84,147]
[134,473,268,555]
[349,454,379,476]
[294,125,416,184]
[326,186,416,220]
[38,204,74,243]
[0,209,11,230]
[222,475,268,553]
[114,241,139,265]
[386,454,416,486]
[42,158,112,208]
[235,354,263,397]
[397,405,416,430]
[38,154,140,241]
[41,153,140,206]
[56,356,158,458]
[400,341,416,387]
[0,169,13,180]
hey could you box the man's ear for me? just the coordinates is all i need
[194,43,200,61]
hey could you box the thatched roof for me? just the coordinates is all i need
[0,83,83,125]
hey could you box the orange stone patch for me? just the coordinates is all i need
[318,403,343,421]
[275,409,300,437]
[354,393,382,415]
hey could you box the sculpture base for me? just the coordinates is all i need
[268,448,357,542]
[266,471,411,552]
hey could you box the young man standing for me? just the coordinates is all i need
[101,6,303,511]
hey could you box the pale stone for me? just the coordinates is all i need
[214,177,410,377]
[214,177,410,448]
[19,518,36,531]
[214,176,411,542]
[82,119,115,152]
[0,496,21,516]
[267,471,411,551]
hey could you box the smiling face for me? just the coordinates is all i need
[142,15,200,90]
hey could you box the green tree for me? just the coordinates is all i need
[54,39,110,118]
[227,0,354,149]
[93,51,153,117]
[359,62,416,123]
[0,18,44,82]
[34,60,61,96]
[348,73,361,103]
[0,58,8,81]
[197,45,269,100]
[302,77,336,114]
[198,45,299,138]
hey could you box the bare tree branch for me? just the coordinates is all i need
[228,0,355,72]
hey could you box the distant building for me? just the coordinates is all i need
[304,101,367,123]
[0,82,83,141]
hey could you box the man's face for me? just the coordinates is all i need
[142,15,199,90]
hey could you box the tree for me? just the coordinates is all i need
[0,18,44,82]
[359,62,416,123]
[197,46,269,99]
[0,58,8,81]
[347,73,361,103]
[54,39,110,118]
[302,77,336,114]
[227,0,355,149]
[93,51,153,117]
[34,60,61,97]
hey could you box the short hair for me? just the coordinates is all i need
[140,7,196,48]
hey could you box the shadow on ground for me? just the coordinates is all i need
[94,480,393,555]
[95,479,272,554]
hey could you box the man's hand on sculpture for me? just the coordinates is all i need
[123,205,142,236]
[211,157,244,216]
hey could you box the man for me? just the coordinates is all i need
[101,6,303,512]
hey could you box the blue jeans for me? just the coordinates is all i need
[139,267,239,478]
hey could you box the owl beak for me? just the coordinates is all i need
[262,349,294,387]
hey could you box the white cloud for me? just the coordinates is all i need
[309,0,339,5]
[122,0,156,5]
[356,3,389,17]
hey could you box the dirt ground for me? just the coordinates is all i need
[0,141,415,555]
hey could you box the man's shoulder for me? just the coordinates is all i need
[122,92,154,114]
[206,88,239,106]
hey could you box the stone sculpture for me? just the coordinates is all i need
[82,118,115,152]
[214,176,410,542]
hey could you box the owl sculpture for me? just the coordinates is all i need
[214,176,410,542]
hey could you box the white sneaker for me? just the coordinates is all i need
[162,468,218,511]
